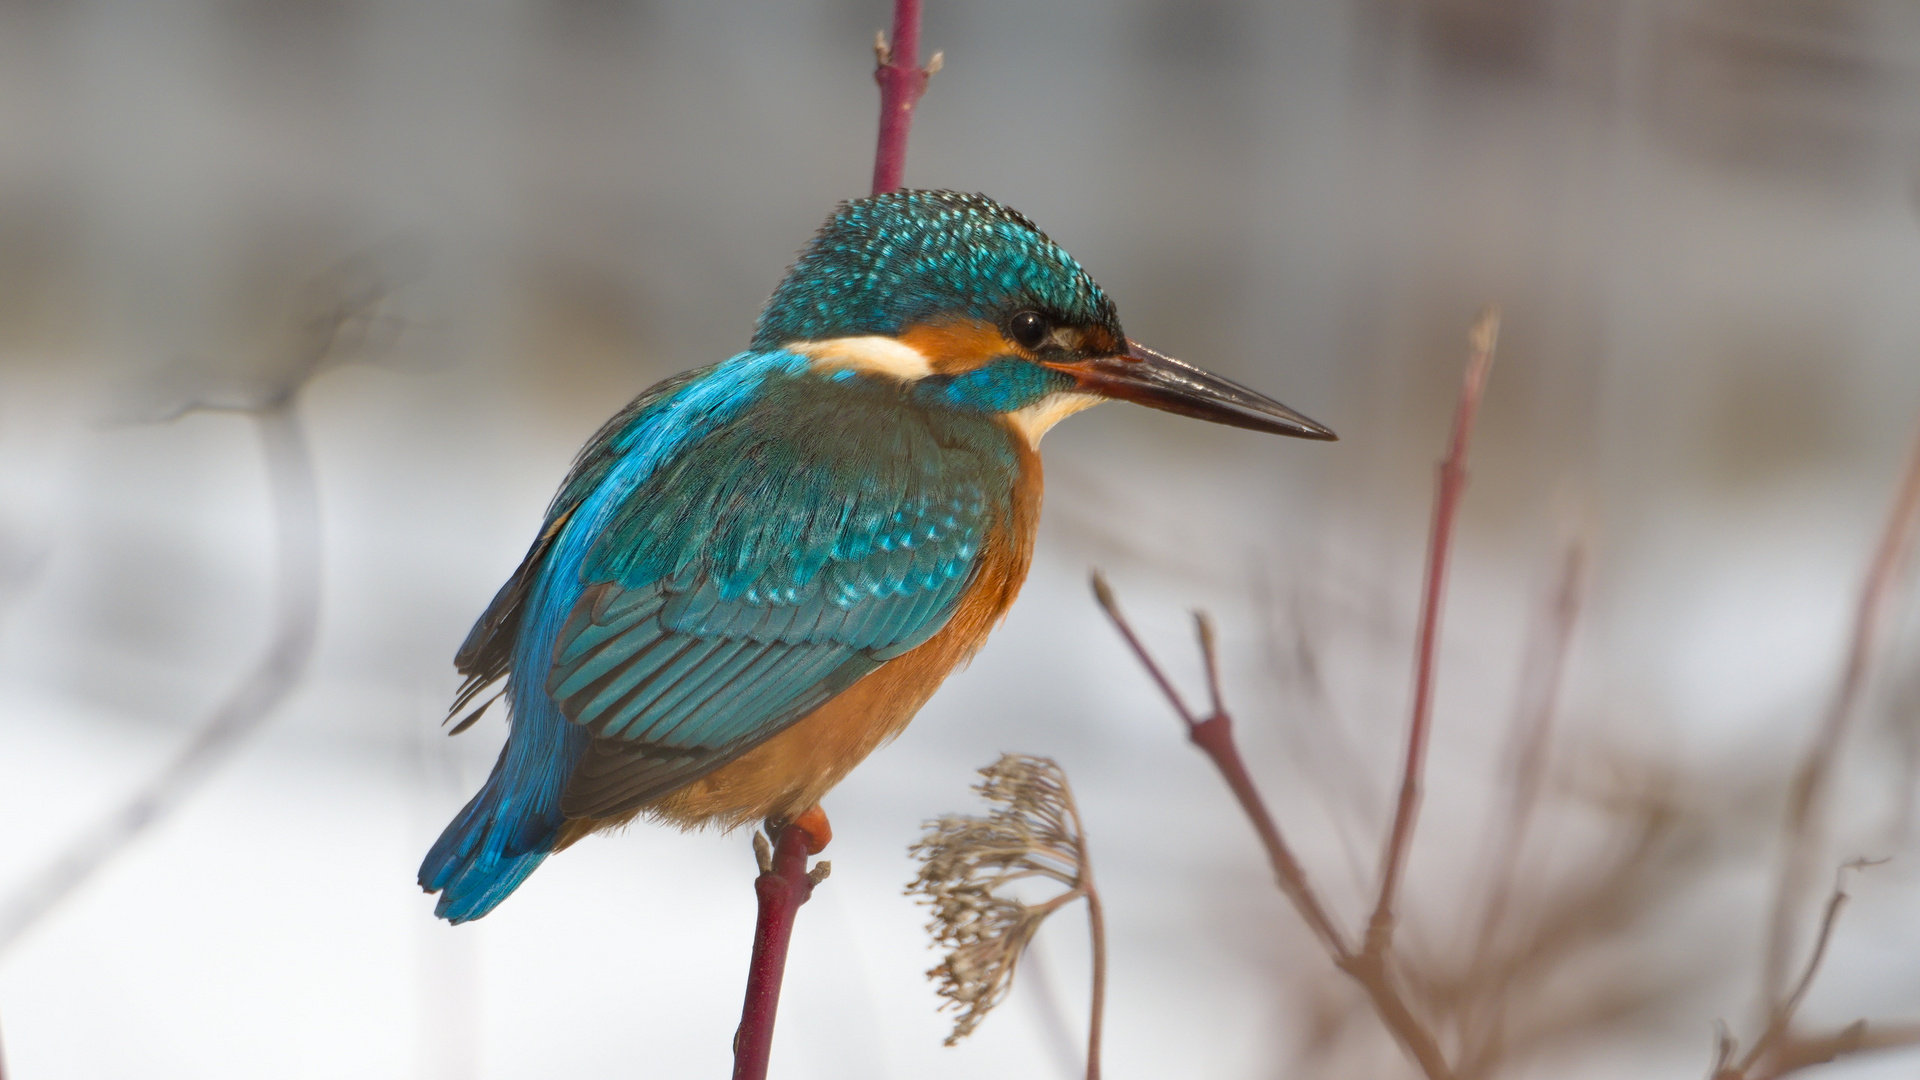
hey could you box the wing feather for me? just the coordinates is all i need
[541,372,1021,817]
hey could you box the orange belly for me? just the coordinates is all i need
[554,433,1043,846]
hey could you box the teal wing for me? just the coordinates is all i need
[551,377,1018,818]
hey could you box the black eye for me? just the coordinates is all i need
[1009,311,1048,350]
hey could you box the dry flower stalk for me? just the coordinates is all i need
[908,754,1107,1077]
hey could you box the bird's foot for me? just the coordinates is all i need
[791,805,832,854]
[762,804,831,856]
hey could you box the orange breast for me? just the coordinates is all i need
[557,433,1046,843]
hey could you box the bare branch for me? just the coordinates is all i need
[1763,418,1920,1005]
[1715,859,1894,1080]
[1094,576,1457,1080]
[1471,540,1588,968]
[0,261,388,953]
[1092,574,1348,958]
[732,809,830,1080]
[1368,305,1500,960]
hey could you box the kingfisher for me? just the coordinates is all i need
[420,190,1334,922]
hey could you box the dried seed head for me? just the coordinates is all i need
[907,754,1090,1045]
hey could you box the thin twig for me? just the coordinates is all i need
[1734,866,1856,1077]
[1092,576,1348,957]
[0,400,322,955]
[1749,1021,1920,1079]
[1763,418,1920,1005]
[1093,577,1457,1080]
[1715,860,1913,1080]
[0,251,406,955]
[1367,305,1500,960]
[1453,539,1585,1073]
[1092,308,1501,1080]
[1472,540,1587,961]
[871,0,940,194]
[1058,767,1107,1080]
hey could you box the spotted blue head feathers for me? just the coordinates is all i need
[753,190,1120,348]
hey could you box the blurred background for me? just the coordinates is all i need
[4,0,1920,1076]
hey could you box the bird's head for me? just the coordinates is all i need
[754,190,1335,445]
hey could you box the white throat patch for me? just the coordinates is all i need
[788,336,933,380]
[1006,392,1104,447]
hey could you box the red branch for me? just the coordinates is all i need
[1093,309,1502,1080]
[1365,306,1499,956]
[1090,583,1347,956]
[732,814,831,1080]
[732,3,939,1068]
[1091,580,1455,1080]
[871,0,940,194]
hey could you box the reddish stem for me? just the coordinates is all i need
[731,0,936,1069]
[1366,307,1499,956]
[871,0,936,194]
[1188,713,1350,958]
[1092,579,1456,1079]
[732,813,830,1080]
[1763,418,1920,1005]
[1090,579,1347,955]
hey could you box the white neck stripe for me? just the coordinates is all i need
[787,336,933,380]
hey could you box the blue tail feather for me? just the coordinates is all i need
[420,687,589,924]
[418,772,561,924]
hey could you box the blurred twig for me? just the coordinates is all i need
[0,413,316,957]
[1466,540,1587,1011]
[1368,305,1500,960]
[1713,860,1920,1080]
[1762,416,1920,1005]
[1092,583,1452,1079]
[0,287,373,952]
[1095,308,1501,1080]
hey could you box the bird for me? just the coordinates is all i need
[419,189,1334,922]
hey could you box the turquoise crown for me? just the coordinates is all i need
[752,191,1120,348]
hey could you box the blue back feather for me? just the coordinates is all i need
[420,351,817,921]
[420,350,1024,919]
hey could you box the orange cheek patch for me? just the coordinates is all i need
[898,318,1026,375]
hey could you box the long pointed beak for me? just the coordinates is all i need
[1055,340,1337,440]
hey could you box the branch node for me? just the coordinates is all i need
[753,830,773,875]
